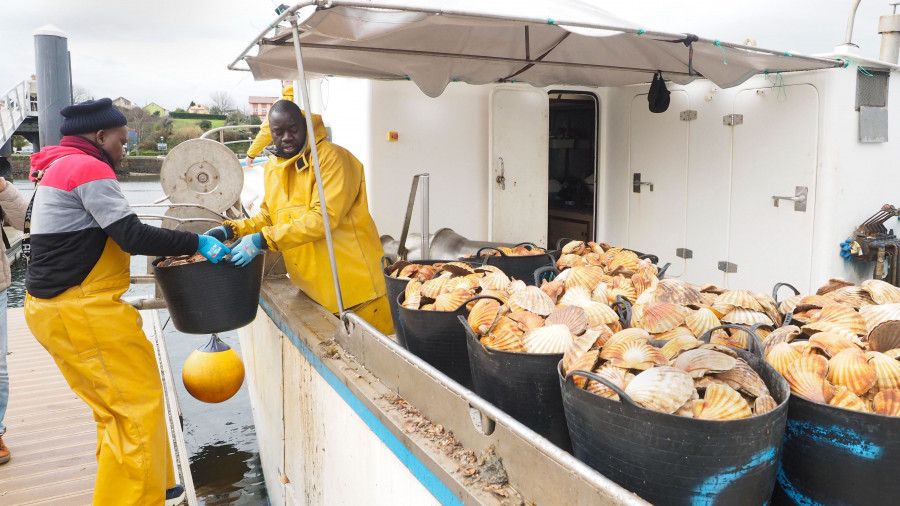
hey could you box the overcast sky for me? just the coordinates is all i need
[0,0,892,110]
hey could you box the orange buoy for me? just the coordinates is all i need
[182,334,245,403]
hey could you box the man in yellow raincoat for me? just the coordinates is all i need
[244,83,293,167]
[207,100,392,333]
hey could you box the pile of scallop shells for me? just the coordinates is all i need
[763,279,900,416]
[561,327,778,420]
[553,240,652,281]
[391,261,516,312]
[463,244,549,257]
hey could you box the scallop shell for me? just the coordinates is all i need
[827,385,871,413]
[556,253,586,270]
[716,290,765,312]
[862,279,900,304]
[404,279,423,300]
[623,366,696,414]
[590,284,611,304]
[508,279,527,294]
[441,261,476,274]
[810,303,867,336]
[402,291,422,309]
[608,249,640,272]
[585,363,635,400]
[467,299,501,335]
[539,279,565,304]
[565,266,607,291]
[600,340,667,370]
[806,332,858,358]
[873,389,900,416]
[485,329,526,352]
[867,320,900,353]
[766,342,802,376]
[754,394,778,415]
[492,316,523,336]
[582,301,620,327]
[790,340,810,355]
[778,294,803,315]
[816,278,855,296]
[446,273,481,292]
[522,324,573,354]
[631,274,651,297]
[560,240,587,256]
[711,330,748,350]
[661,335,703,360]
[693,384,752,420]
[559,286,593,307]
[685,308,722,337]
[639,302,691,333]
[479,289,509,304]
[674,349,737,378]
[762,325,801,356]
[604,328,652,349]
[479,271,510,292]
[586,325,613,348]
[721,307,774,326]
[714,358,769,398]
[420,274,452,299]
[755,293,784,327]
[832,286,876,310]
[827,348,877,396]
[646,279,702,306]
[433,288,472,312]
[509,286,555,316]
[798,295,838,309]
[507,310,544,331]
[654,326,696,342]
[547,305,589,336]
[784,355,829,403]
[866,351,900,392]
[562,330,600,377]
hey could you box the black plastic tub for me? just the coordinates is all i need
[461,244,554,286]
[397,293,499,388]
[381,257,448,349]
[560,330,790,506]
[152,255,264,334]
[772,377,900,505]
[459,315,571,451]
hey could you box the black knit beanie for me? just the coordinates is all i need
[60,98,128,136]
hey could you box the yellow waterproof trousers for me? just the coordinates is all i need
[25,240,174,505]
[347,294,394,335]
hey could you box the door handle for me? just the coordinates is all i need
[633,173,653,193]
[771,186,808,212]
[496,157,506,190]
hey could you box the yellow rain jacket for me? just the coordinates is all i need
[246,84,294,159]
[225,112,388,318]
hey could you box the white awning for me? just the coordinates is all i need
[235,0,844,97]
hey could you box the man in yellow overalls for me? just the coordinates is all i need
[25,98,230,505]
[206,99,392,333]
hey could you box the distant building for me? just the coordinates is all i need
[113,96,136,109]
[248,96,278,118]
[143,102,168,116]
[188,104,210,115]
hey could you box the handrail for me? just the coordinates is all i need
[199,123,262,139]
[0,79,35,148]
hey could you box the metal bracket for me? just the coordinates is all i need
[633,173,653,193]
[772,186,808,212]
[675,248,693,259]
[495,157,506,190]
[680,110,697,121]
[718,261,738,273]
[723,114,743,126]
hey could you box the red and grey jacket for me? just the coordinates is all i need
[26,136,198,299]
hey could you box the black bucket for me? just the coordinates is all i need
[152,255,264,334]
[381,256,448,349]
[462,243,554,286]
[397,293,498,388]
[561,325,790,505]
[772,370,900,505]
[459,315,572,451]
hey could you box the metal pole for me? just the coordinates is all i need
[842,0,863,46]
[33,25,72,149]
[420,173,429,258]
[289,15,345,315]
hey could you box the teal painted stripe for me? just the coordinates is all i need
[258,298,464,506]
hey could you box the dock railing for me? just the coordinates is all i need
[0,79,37,148]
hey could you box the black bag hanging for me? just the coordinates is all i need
[648,70,670,113]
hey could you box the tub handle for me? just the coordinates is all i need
[534,265,560,285]
[656,262,671,278]
[698,324,765,357]
[771,282,800,304]
[611,295,632,329]
[566,369,641,409]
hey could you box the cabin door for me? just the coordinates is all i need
[627,90,691,277]
[489,87,549,246]
[725,84,818,293]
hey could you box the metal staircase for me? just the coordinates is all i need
[0,79,37,149]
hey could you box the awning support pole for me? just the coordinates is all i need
[289,14,345,316]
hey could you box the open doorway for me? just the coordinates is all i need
[547,91,598,248]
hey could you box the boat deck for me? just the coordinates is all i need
[0,308,96,505]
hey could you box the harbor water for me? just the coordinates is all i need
[8,176,267,505]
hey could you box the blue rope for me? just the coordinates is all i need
[547,18,555,25]
[764,71,788,102]
[638,29,646,35]
[715,40,727,65]
[837,57,875,76]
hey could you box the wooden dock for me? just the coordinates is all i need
[0,307,196,505]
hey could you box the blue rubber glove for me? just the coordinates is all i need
[839,239,853,260]
[230,233,265,267]
[203,225,233,242]
[196,235,230,264]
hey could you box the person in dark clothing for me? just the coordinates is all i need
[24,98,228,504]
